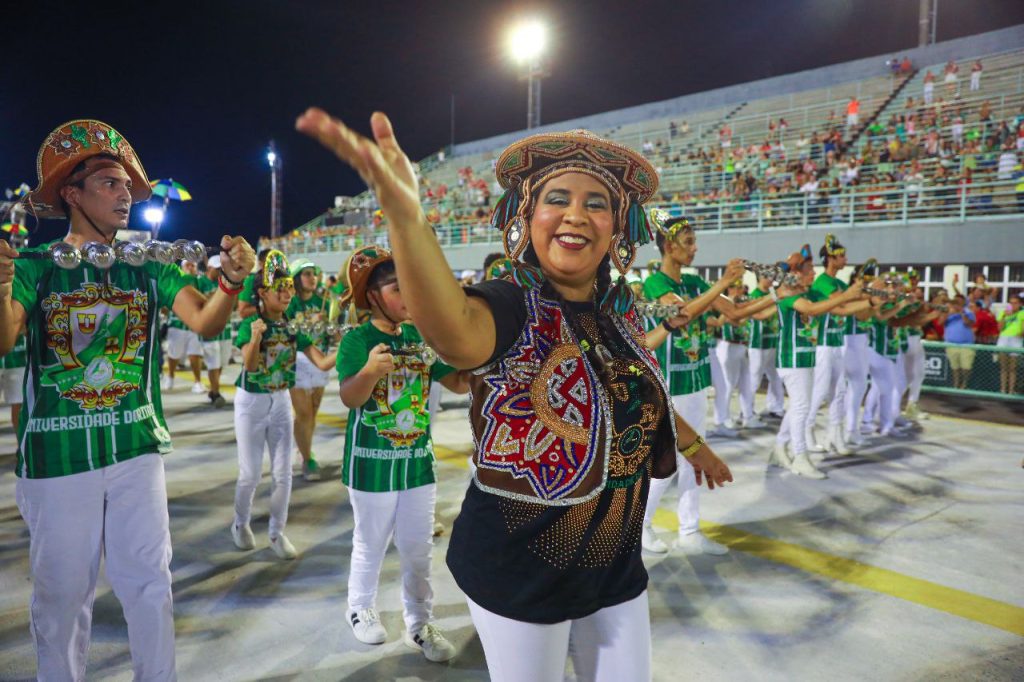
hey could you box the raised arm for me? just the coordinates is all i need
[297,109,494,369]
[792,281,864,317]
[173,236,255,338]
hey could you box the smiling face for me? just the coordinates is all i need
[528,172,616,291]
[60,164,133,235]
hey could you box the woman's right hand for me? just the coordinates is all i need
[295,109,425,230]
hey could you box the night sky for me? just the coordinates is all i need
[5,0,1023,247]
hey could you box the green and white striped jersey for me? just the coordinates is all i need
[286,292,331,352]
[747,289,779,350]
[810,273,847,347]
[234,315,312,393]
[720,321,748,344]
[12,241,192,479]
[336,322,454,492]
[643,271,711,396]
[869,319,899,358]
[776,290,825,369]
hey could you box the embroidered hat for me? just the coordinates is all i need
[484,256,515,281]
[341,245,394,309]
[490,129,658,275]
[820,233,846,261]
[262,250,294,292]
[649,208,693,243]
[27,119,151,219]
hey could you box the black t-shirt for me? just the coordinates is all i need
[446,279,666,623]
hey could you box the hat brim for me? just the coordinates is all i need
[28,119,151,219]
[495,130,658,204]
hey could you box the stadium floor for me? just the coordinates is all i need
[0,367,1021,681]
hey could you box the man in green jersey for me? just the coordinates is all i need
[336,246,467,661]
[0,119,255,681]
[641,216,772,555]
[162,259,206,394]
[744,274,784,422]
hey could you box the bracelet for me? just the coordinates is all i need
[678,434,705,459]
[219,277,243,296]
[662,319,677,332]
[219,267,244,288]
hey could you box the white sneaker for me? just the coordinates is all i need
[708,423,738,438]
[743,415,767,429]
[231,522,255,550]
[641,526,668,553]
[860,422,875,435]
[160,375,173,391]
[828,425,853,455]
[768,442,792,468]
[879,425,911,439]
[676,531,729,555]
[845,426,864,447]
[789,452,827,479]
[805,427,826,452]
[347,607,387,645]
[404,623,456,662]
[191,381,206,394]
[269,533,297,560]
[894,415,911,428]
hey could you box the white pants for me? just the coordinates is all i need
[0,365,25,405]
[923,82,934,104]
[165,327,201,360]
[708,345,729,426]
[347,484,436,633]
[970,71,981,90]
[294,351,331,390]
[894,351,908,409]
[466,591,651,682]
[867,350,897,433]
[233,388,294,537]
[844,334,870,435]
[777,368,813,455]
[644,391,705,535]
[429,382,443,415]
[747,347,784,415]
[716,340,751,421]
[904,336,926,403]
[808,345,846,432]
[16,454,176,682]
[201,339,232,371]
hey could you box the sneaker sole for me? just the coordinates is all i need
[404,635,455,662]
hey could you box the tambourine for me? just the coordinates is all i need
[273,320,354,338]
[853,257,880,282]
[742,259,801,287]
[636,300,686,319]
[22,239,219,271]
[863,286,910,302]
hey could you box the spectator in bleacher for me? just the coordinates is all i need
[846,97,860,128]
[900,56,913,74]
[923,70,936,105]
[970,59,983,92]
[944,60,959,96]
[719,124,732,149]
[972,299,999,345]
[996,295,1023,394]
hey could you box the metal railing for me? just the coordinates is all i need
[274,178,1023,258]
[922,340,1024,402]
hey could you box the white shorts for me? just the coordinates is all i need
[202,339,233,370]
[294,350,331,390]
[166,327,202,360]
[0,367,25,405]
[996,336,1023,349]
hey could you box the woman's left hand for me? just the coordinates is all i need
[687,444,733,490]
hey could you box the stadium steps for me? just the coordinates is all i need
[847,72,916,148]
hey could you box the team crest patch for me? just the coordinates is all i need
[41,283,148,410]
[364,354,431,447]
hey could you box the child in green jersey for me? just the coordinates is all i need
[336,246,468,662]
[231,252,336,560]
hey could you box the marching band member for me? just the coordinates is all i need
[0,119,254,681]
[162,259,206,394]
[744,274,784,423]
[715,280,755,429]
[196,256,232,408]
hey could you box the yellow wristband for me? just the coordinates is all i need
[679,435,705,459]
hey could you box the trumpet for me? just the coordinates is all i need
[635,300,686,319]
[21,238,220,270]
[742,260,801,287]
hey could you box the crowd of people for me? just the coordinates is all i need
[2,110,1020,682]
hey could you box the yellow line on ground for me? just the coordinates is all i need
[200,383,1024,636]
[651,509,1024,637]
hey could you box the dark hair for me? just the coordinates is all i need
[522,243,658,404]
[655,230,668,255]
[483,252,504,270]
[366,261,396,293]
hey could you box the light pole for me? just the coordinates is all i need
[509,20,548,130]
[144,206,165,237]
[267,140,282,239]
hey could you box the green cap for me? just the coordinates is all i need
[289,260,321,277]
